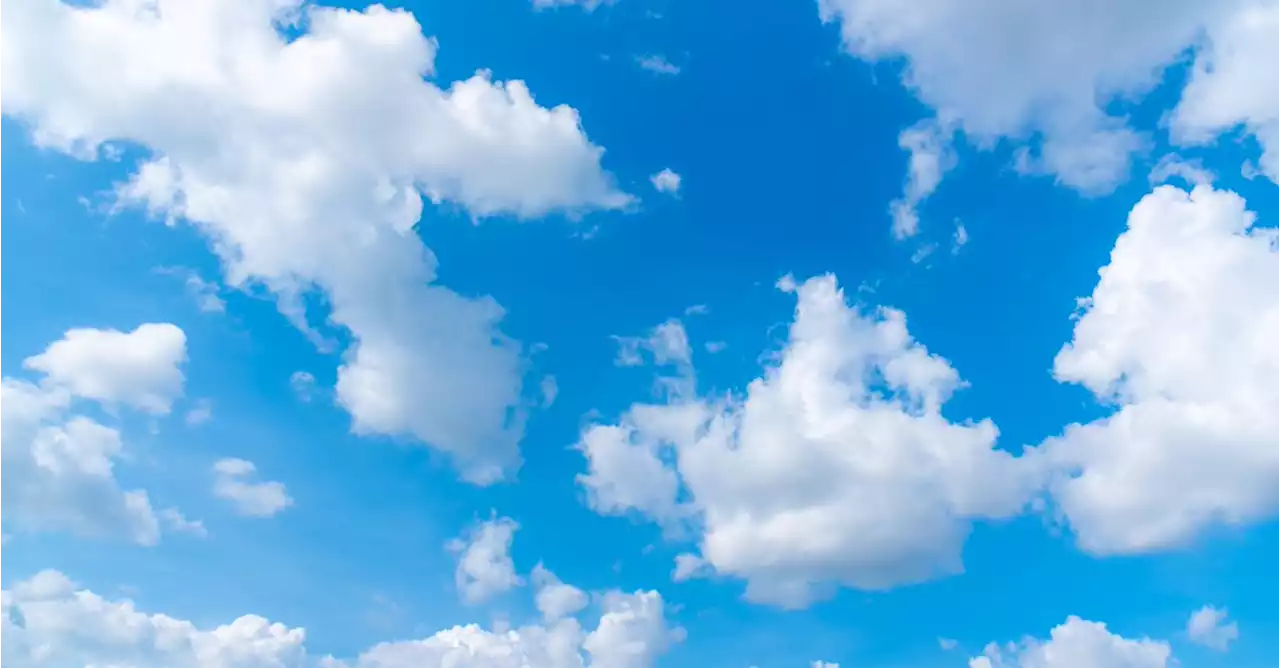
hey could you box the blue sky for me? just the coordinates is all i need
[1,1,1277,667]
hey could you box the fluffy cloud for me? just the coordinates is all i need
[449,516,524,605]
[649,168,682,196]
[818,0,1278,234]
[1,566,676,668]
[970,616,1171,668]
[1185,605,1239,651]
[532,564,589,622]
[2,0,630,485]
[212,459,294,518]
[1168,1,1280,180]
[1,570,307,668]
[1,324,192,545]
[578,276,1037,607]
[1036,185,1278,554]
[22,323,187,414]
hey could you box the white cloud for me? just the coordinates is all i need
[819,0,1218,191]
[636,55,681,76]
[212,458,294,518]
[1168,1,1279,181]
[970,616,1171,668]
[889,118,955,239]
[159,508,208,538]
[1036,184,1278,554]
[818,0,1278,216]
[951,220,969,254]
[1148,155,1213,188]
[1,570,307,668]
[2,0,631,486]
[185,398,214,426]
[650,168,682,196]
[449,516,524,605]
[613,319,692,369]
[158,267,226,314]
[578,276,1037,607]
[533,0,609,10]
[1,325,192,545]
[23,323,187,414]
[582,590,677,668]
[290,371,318,402]
[1186,605,1238,651]
[531,564,589,622]
[2,567,676,668]
[540,375,560,409]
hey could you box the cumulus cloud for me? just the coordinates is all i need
[1185,605,1238,651]
[212,458,294,518]
[2,0,630,486]
[449,515,524,605]
[22,323,187,414]
[970,616,1172,668]
[1168,1,1279,181]
[1036,185,1278,554]
[1,570,307,668]
[1,325,192,545]
[578,276,1037,607]
[289,371,318,402]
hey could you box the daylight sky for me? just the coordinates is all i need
[1,1,1277,667]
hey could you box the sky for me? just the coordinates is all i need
[0,0,1277,667]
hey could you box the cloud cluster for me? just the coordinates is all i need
[1,0,631,485]
[579,182,1277,605]
[1,567,677,668]
[1,324,192,545]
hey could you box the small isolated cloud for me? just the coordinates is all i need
[1149,154,1214,188]
[159,508,207,538]
[1186,605,1238,651]
[703,340,727,354]
[157,267,225,314]
[212,458,293,518]
[532,0,608,10]
[184,399,213,426]
[938,637,958,651]
[290,371,317,402]
[889,118,956,240]
[636,54,681,75]
[952,220,969,254]
[539,375,559,408]
[531,564,588,622]
[650,168,682,196]
[448,515,523,605]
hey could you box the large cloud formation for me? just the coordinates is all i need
[1037,184,1279,554]
[578,275,1038,607]
[1,0,632,484]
